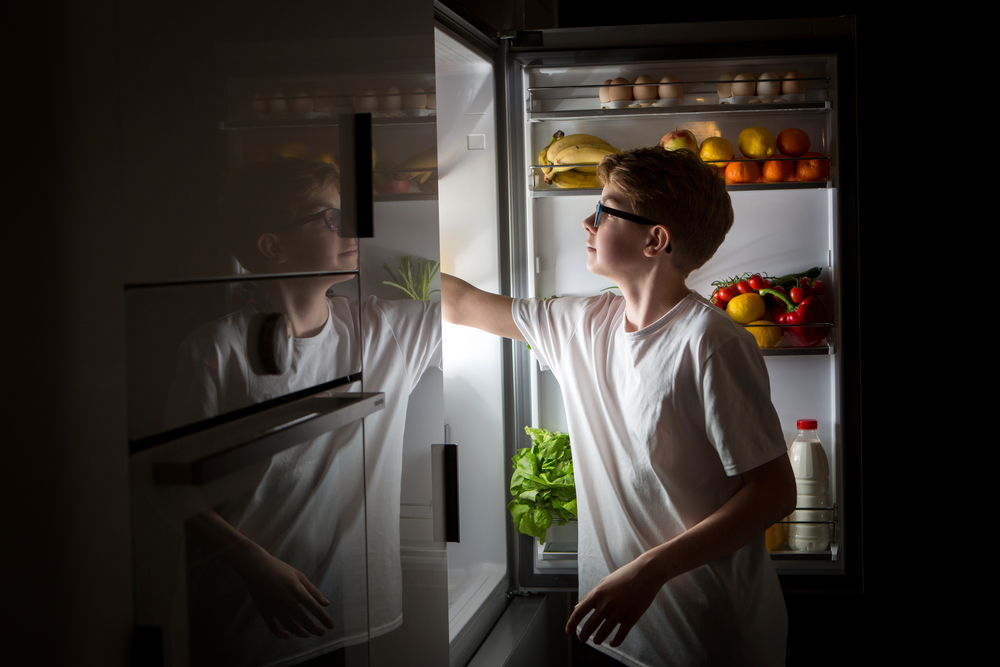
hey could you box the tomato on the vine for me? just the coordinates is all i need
[790,286,805,303]
[811,279,827,295]
[717,287,736,302]
[749,274,767,291]
[736,280,753,294]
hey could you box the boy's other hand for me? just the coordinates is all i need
[234,546,336,639]
[566,552,661,648]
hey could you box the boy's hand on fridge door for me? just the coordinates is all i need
[234,545,336,639]
[565,553,661,648]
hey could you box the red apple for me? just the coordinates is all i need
[660,129,699,153]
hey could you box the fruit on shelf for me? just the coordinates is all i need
[762,156,794,183]
[776,128,810,157]
[549,144,619,175]
[539,131,618,185]
[550,170,600,189]
[737,126,777,159]
[660,128,698,153]
[725,292,766,324]
[745,320,783,349]
[724,158,761,184]
[699,137,733,169]
[315,150,338,167]
[398,146,437,183]
[545,133,614,166]
[795,152,830,182]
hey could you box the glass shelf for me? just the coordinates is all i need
[529,100,830,123]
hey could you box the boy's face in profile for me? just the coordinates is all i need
[273,184,358,278]
[583,183,649,282]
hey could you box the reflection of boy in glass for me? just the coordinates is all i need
[166,158,441,666]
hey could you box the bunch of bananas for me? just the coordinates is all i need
[398,146,438,194]
[538,131,620,188]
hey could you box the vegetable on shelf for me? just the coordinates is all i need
[382,255,440,300]
[759,288,830,347]
[710,267,831,348]
[508,427,577,544]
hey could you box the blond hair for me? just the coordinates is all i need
[596,147,733,275]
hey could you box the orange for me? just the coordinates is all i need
[795,152,830,182]
[762,155,794,182]
[777,128,810,157]
[725,158,761,184]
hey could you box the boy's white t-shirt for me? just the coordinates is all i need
[512,291,788,667]
[164,295,441,667]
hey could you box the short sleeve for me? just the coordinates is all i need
[700,334,787,475]
[512,294,614,374]
[365,297,443,394]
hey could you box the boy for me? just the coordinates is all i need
[166,157,441,666]
[442,147,795,666]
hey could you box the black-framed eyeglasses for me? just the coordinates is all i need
[287,207,342,233]
[594,202,671,252]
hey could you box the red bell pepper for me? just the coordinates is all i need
[759,288,830,347]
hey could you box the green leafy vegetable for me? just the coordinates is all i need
[383,255,440,300]
[508,426,576,544]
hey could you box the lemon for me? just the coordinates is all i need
[726,293,766,324]
[737,126,777,159]
[699,137,734,167]
[745,320,783,349]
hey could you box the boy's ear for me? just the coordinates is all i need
[644,225,671,257]
[257,233,288,264]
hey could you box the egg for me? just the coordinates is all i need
[783,70,806,95]
[381,86,402,111]
[599,79,613,104]
[717,73,736,99]
[290,90,313,113]
[268,92,288,114]
[633,75,658,101]
[312,89,333,113]
[658,75,683,99]
[732,74,756,97]
[356,89,379,113]
[609,77,632,101]
[403,87,427,110]
[757,72,783,97]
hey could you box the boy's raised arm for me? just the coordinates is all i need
[441,273,525,342]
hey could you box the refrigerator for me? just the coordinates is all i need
[119,4,860,666]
